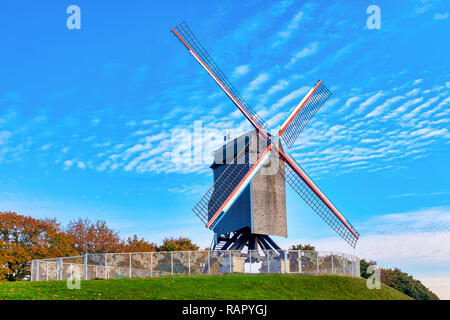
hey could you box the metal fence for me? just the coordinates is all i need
[30,250,360,281]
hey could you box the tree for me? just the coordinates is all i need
[66,218,122,254]
[358,258,439,300]
[158,237,199,251]
[289,244,316,251]
[359,259,377,279]
[380,268,439,300]
[122,235,158,252]
[0,211,77,281]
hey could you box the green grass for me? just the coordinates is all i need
[0,274,412,300]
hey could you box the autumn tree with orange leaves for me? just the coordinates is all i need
[1,212,201,281]
[0,212,77,281]
[158,237,200,251]
[65,218,123,254]
[122,235,158,252]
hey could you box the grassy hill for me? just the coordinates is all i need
[0,274,412,300]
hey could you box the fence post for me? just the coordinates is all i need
[188,252,191,275]
[84,254,88,280]
[208,251,210,275]
[267,252,270,273]
[46,262,49,281]
[229,251,232,273]
[284,250,288,274]
[298,250,302,273]
[331,254,334,274]
[351,257,354,276]
[342,254,345,274]
[35,260,39,281]
[105,254,109,279]
[350,257,352,276]
[150,252,153,277]
[249,250,252,273]
[129,253,132,278]
[37,260,40,281]
[357,258,360,277]
[58,258,63,280]
[316,253,319,274]
[171,252,174,275]
[31,260,35,281]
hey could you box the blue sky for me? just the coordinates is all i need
[1,1,449,297]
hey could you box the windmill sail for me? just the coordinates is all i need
[278,148,360,247]
[172,22,268,131]
[278,81,332,148]
[173,22,360,248]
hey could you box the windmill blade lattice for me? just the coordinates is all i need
[279,151,359,247]
[172,22,268,130]
[279,81,332,148]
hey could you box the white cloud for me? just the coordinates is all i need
[270,86,309,112]
[321,98,340,112]
[40,144,51,151]
[273,10,304,46]
[245,73,270,94]
[266,80,290,96]
[355,91,384,114]
[338,96,360,113]
[232,64,250,79]
[0,130,12,144]
[388,193,417,199]
[418,277,450,300]
[365,96,404,118]
[267,111,288,128]
[384,97,423,119]
[77,161,86,170]
[133,129,153,136]
[279,10,303,39]
[413,78,423,85]
[288,42,319,67]
[229,109,243,119]
[344,96,360,108]
[434,13,449,20]
[422,96,450,117]
[361,138,381,143]
[366,206,450,233]
[167,184,207,196]
[63,160,74,170]
[402,96,439,120]
[406,88,420,97]
[332,43,354,61]
[359,232,450,265]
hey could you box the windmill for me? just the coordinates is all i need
[171,22,360,251]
